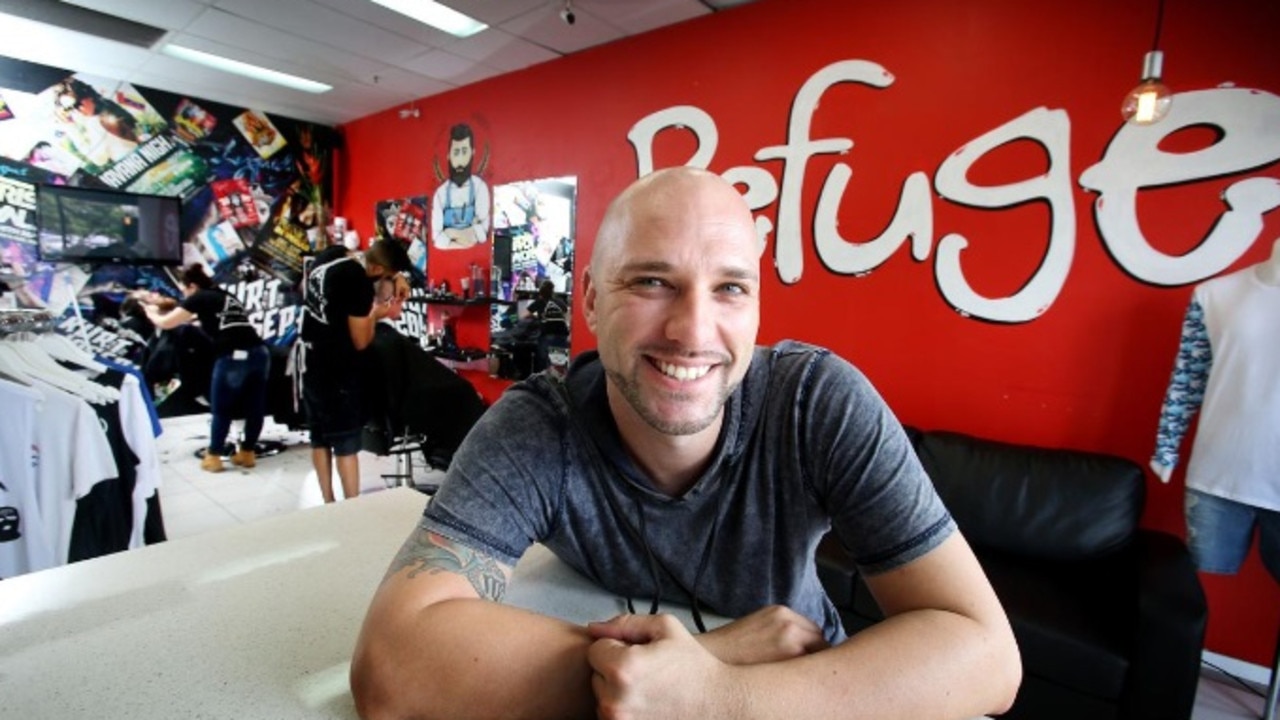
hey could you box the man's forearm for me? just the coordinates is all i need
[727,608,1019,720]
[351,597,598,720]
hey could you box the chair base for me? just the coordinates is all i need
[378,432,439,496]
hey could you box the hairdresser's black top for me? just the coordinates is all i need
[180,288,262,356]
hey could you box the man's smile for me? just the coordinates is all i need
[648,357,714,382]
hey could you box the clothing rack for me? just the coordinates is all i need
[0,309,55,335]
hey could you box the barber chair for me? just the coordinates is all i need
[361,422,439,495]
[361,324,488,495]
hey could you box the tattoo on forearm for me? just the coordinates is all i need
[386,529,507,601]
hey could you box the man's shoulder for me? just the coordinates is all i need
[325,257,370,295]
[741,340,872,422]
[749,340,844,382]
[512,354,600,410]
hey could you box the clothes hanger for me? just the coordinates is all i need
[0,345,40,387]
[0,339,117,403]
[0,343,71,395]
[0,310,114,400]
[35,333,107,374]
[16,337,111,395]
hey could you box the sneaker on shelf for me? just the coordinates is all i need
[230,448,256,468]
[201,453,224,473]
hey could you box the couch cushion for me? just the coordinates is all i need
[911,431,1144,560]
[980,549,1133,702]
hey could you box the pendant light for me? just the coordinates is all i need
[1121,0,1173,125]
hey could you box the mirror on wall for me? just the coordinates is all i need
[489,177,576,380]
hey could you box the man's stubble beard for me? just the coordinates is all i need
[604,364,735,437]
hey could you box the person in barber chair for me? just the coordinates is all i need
[523,279,569,373]
[351,167,1020,720]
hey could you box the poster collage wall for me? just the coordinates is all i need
[0,56,335,359]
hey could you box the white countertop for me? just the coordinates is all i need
[0,487,713,719]
[0,487,989,720]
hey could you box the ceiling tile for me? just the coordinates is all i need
[182,8,386,83]
[576,0,708,35]
[397,48,488,84]
[164,31,344,88]
[498,2,624,55]
[353,65,456,97]
[448,0,550,27]
[210,0,434,65]
[0,0,761,126]
[307,0,457,47]
[443,27,560,73]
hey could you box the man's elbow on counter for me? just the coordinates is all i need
[988,632,1023,716]
[350,646,422,720]
[350,653,390,720]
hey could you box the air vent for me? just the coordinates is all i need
[0,0,168,49]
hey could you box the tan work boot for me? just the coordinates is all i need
[201,452,224,473]
[231,447,257,468]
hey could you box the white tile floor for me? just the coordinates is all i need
[153,413,1274,720]
[156,413,443,541]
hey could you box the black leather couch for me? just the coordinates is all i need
[817,428,1207,720]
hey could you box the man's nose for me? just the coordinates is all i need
[664,290,716,348]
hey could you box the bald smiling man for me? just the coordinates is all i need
[350,167,1020,720]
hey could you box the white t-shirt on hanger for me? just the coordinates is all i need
[0,380,54,577]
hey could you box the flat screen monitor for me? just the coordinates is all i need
[36,185,183,265]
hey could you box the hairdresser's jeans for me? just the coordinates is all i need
[208,344,271,453]
[1185,488,1280,583]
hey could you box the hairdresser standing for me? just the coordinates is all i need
[146,264,269,472]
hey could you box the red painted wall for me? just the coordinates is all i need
[338,0,1280,665]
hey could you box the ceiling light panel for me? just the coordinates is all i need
[163,44,333,92]
[182,9,383,81]
[212,0,432,64]
[367,0,487,38]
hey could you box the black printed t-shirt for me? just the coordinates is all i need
[301,248,374,378]
[179,288,263,356]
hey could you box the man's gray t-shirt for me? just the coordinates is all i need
[422,340,954,643]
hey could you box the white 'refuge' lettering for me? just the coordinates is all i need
[627,59,1280,322]
[755,61,886,283]
[627,106,719,178]
[1080,88,1280,286]
[934,107,1075,322]
[627,107,774,257]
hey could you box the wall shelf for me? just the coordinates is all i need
[405,296,514,308]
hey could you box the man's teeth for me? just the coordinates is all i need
[656,361,711,381]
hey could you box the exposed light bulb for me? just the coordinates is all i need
[1121,51,1173,125]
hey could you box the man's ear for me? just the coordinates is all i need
[582,269,598,334]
